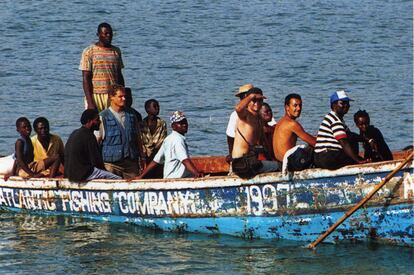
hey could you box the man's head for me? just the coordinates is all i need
[109,84,126,110]
[260,102,273,123]
[284,93,302,119]
[81,109,100,131]
[97,22,113,47]
[124,87,133,107]
[170,111,188,135]
[145,99,160,116]
[235,83,254,100]
[33,117,50,140]
[330,90,352,117]
[246,87,264,113]
[354,110,370,134]
[16,117,31,137]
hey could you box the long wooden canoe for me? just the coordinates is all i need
[0,151,413,246]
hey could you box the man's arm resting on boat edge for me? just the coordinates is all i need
[339,138,369,164]
[182,159,204,178]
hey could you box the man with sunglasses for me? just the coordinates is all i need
[314,90,367,170]
[226,83,254,161]
[231,88,280,178]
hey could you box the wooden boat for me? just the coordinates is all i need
[0,151,413,246]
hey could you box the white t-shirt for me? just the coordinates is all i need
[153,130,191,178]
[226,111,238,138]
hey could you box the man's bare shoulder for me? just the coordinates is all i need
[276,116,300,130]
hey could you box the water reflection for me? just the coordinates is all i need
[2,212,413,273]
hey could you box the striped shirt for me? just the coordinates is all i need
[79,44,124,94]
[314,111,348,153]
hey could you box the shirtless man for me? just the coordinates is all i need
[226,83,254,158]
[273,94,316,170]
[231,88,280,178]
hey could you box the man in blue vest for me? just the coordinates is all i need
[97,84,145,179]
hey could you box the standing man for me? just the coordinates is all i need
[97,85,145,179]
[80,22,125,112]
[31,117,65,174]
[136,111,203,179]
[273,94,316,171]
[226,83,254,159]
[64,109,121,182]
[231,88,280,178]
[314,90,368,170]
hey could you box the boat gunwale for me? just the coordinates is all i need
[0,158,412,191]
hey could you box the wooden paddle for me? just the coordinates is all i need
[307,151,414,249]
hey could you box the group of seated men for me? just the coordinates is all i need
[11,84,204,182]
[9,83,393,181]
[227,84,393,178]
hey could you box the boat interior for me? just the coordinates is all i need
[189,150,413,178]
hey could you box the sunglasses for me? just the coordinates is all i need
[252,98,263,103]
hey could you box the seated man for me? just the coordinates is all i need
[273,94,316,171]
[258,102,276,161]
[141,99,167,163]
[125,87,143,125]
[314,90,368,170]
[226,84,254,160]
[354,110,393,162]
[31,117,65,175]
[231,88,280,178]
[97,85,145,179]
[136,111,203,179]
[65,109,120,182]
[14,117,60,178]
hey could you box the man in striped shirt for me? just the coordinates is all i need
[80,22,125,112]
[314,90,367,170]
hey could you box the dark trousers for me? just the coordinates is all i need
[314,150,355,170]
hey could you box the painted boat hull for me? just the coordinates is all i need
[0,158,413,246]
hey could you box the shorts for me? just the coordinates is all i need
[287,146,313,171]
[231,151,280,178]
[84,93,109,113]
[314,150,355,170]
[86,167,122,181]
[104,158,140,179]
[17,161,46,177]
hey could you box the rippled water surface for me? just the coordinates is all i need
[0,0,413,273]
[0,0,412,155]
[0,213,413,274]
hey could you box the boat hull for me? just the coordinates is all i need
[0,159,413,246]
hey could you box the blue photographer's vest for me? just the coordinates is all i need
[101,108,139,163]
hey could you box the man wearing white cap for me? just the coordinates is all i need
[314,90,367,170]
[136,111,203,179]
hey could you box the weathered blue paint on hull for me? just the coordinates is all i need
[2,203,412,246]
[0,159,413,246]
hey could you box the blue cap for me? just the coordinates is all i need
[330,89,353,104]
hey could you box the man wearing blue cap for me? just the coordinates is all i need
[314,90,367,170]
[136,111,203,179]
